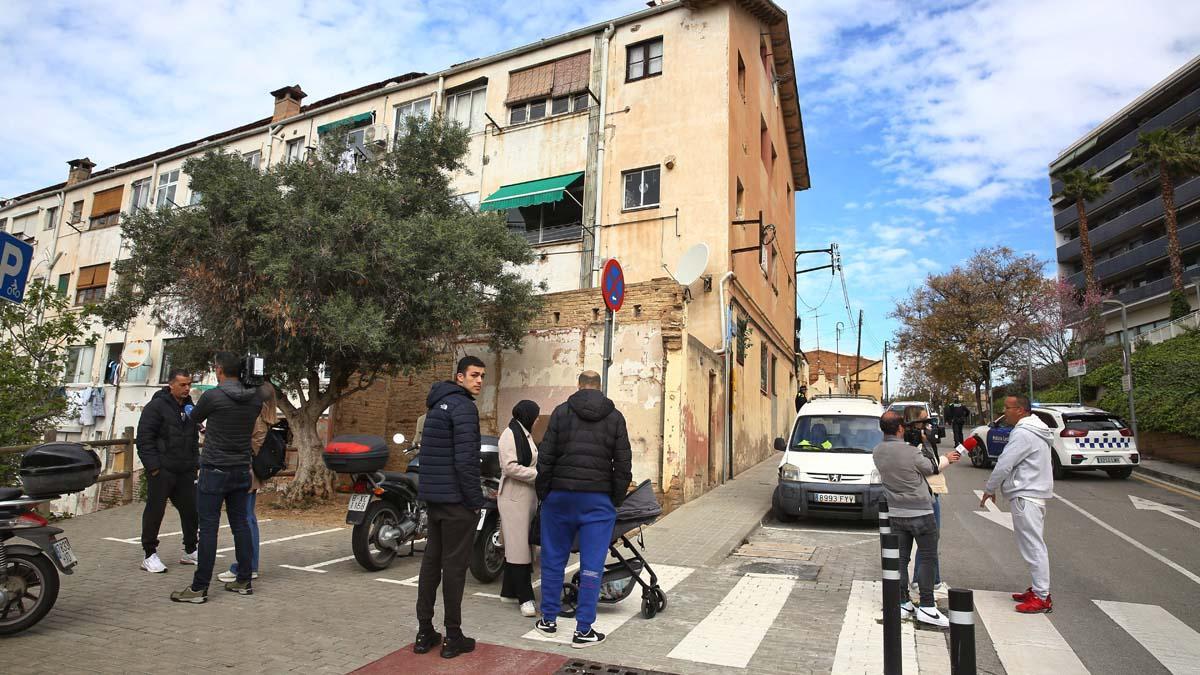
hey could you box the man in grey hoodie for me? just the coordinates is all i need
[981,395,1055,614]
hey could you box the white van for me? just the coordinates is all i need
[771,395,885,521]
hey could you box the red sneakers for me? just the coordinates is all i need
[1011,588,1035,603]
[1015,594,1053,614]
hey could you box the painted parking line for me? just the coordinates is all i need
[279,555,358,573]
[472,562,580,599]
[667,572,794,668]
[216,528,343,553]
[103,519,275,544]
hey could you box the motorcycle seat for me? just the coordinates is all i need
[380,471,418,487]
[0,486,24,501]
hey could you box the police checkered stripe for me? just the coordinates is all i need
[1074,438,1131,449]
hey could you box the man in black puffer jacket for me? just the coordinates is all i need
[137,369,200,574]
[413,356,486,660]
[533,370,633,649]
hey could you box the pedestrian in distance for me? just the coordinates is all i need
[872,410,961,628]
[218,383,279,584]
[534,370,633,649]
[171,352,264,604]
[945,399,968,447]
[795,385,809,413]
[981,395,1055,614]
[136,369,200,574]
[413,356,487,659]
[497,400,541,617]
[905,406,949,594]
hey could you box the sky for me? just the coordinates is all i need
[2,0,1199,387]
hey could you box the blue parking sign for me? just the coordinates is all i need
[0,231,34,305]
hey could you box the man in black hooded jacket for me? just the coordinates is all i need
[533,370,633,649]
[136,369,199,574]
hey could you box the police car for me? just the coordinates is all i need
[967,404,1139,479]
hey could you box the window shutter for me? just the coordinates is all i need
[77,266,96,288]
[506,62,555,104]
[551,52,591,97]
[77,263,110,289]
[91,186,125,217]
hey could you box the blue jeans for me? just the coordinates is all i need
[913,495,942,585]
[192,465,254,590]
[539,491,616,633]
[229,490,259,574]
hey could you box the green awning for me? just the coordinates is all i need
[317,111,374,135]
[479,172,584,211]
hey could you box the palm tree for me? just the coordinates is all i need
[1054,168,1110,297]
[1132,128,1200,294]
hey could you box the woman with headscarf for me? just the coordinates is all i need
[497,400,541,616]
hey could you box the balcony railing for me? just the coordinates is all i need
[509,221,584,246]
[1064,222,1200,288]
[1057,176,1200,261]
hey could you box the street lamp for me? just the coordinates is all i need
[1015,337,1034,404]
[982,359,992,420]
[1102,299,1139,450]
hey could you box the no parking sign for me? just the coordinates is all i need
[602,258,624,313]
[0,231,34,305]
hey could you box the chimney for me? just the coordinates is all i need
[67,157,96,186]
[270,85,307,122]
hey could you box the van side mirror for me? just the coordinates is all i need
[773,437,786,452]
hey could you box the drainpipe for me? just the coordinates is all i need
[265,125,283,168]
[713,272,735,482]
[591,22,616,286]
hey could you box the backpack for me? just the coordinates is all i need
[252,423,288,481]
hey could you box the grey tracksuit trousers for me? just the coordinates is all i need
[1011,496,1050,598]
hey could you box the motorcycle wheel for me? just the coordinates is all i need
[0,550,59,635]
[470,513,505,583]
[352,501,401,571]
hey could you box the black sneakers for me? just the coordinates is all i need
[441,635,476,659]
[534,619,557,635]
[572,629,606,649]
[413,630,441,654]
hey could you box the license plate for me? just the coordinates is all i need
[52,538,78,569]
[813,493,857,504]
[348,494,372,511]
[1096,456,1120,464]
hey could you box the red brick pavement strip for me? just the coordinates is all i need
[350,641,568,675]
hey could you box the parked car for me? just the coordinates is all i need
[772,395,885,521]
[885,401,942,448]
[966,404,1139,479]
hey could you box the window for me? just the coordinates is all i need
[242,151,262,170]
[622,166,660,210]
[0,218,6,232]
[769,246,778,287]
[156,170,180,208]
[159,338,184,384]
[10,213,34,235]
[130,178,151,212]
[65,345,96,384]
[770,354,778,396]
[88,185,124,229]
[57,273,70,295]
[626,37,663,82]
[528,100,547,121]
[394,97,432,138]
[508,93,589,125]
[760,342,769,394]
[506,180,585,245]
[44,206,59,231]
[188,189,203,206]
[446,87,487,133]
[456,192,480,210]
[75,263,109,306]
[285,138,306,163]
[760,116,771,169]
[104,343,123,385]
[760,38,773,78]
[735,179,745,218]
[760,235,769,273]
[737,52,746,99]
[69,200,83,225]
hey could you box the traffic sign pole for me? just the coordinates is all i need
[602,308,614,395]
[600,259,625,396]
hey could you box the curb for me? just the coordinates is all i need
[1134,464,1200,493]
[703,505,772,568]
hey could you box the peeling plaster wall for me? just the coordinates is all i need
[681,335,725,503]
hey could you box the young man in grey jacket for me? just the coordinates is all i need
[873,411,961,627]
[981,395,1055,614]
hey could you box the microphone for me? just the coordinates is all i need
[956,436,978,453]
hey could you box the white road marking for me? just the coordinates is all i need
[1094,600,1200,674]
[1129,495,1200,531]
[279,555,357,573]
[216,528,343,553]
[472,562,580,599]
[105,519,275,544]
[830,580,945,674]
[761,526,877,536]
[667,572,793,668]
[1055,492,1200,587]
[974,590,1088,674]
[973,490,1014,531]
[522,564,693,645]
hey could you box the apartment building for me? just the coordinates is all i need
[0,0,808,508]
[1051,55,1200,339]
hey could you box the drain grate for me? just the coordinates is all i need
[736,561,821,579]
[556,659,679,675]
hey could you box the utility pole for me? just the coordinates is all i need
[835,321,844,393]
[882,341,890,404]
[853,309,863,394]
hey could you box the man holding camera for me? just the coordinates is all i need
[171,352,263,604]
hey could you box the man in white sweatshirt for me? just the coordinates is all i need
[981,395,1055,613]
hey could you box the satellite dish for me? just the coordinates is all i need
[674,243,710,286]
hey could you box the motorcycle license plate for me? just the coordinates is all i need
[346,494,371,525]
[1096,456,1120,464]
[52,537,78,569]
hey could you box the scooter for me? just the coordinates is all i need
[0,488,79,635]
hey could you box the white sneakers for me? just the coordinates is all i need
[520,601,537,617]
[179,550,198,566]
[500,597,519,605]
[914,605,950,628]
[217,570,259,582]
[900,600,915,620]
[910,581,951,594]
[141,553,167,573]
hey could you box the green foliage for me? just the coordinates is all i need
[1053,167,1111,204]
[1078,331,1200,437]
[1169,290,1192,320]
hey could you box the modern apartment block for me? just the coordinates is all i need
[0,0,808,508]
[1051,55,1200,339]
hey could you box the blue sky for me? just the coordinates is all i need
[3,0,1199,385]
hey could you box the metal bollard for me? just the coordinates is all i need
[880,532,903,675]
[878,498,891,545]
[949,588,977,675]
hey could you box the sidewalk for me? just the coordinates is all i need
[1134,457,1200,492]
[645,453,780,568]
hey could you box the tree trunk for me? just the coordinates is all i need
[282,406,334,504]
[1159,165,1185,293]
[973,381,983,424]
[1076,201,1099,296]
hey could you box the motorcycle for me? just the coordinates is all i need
[326,433,505,582]
[0,488,80,635]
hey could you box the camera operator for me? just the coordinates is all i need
[170,351,264,604]
[903,406,949,594]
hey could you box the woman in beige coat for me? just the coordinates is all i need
[498,400,540,617]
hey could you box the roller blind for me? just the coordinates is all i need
[78,263,110,289]
[91,186,124,217]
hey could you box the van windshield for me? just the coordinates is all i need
[789,415,883,454]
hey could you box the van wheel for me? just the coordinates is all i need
[772,503,795,523]
[1051,453,1066,481]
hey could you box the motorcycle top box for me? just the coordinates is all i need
[324,435,391,473]
[19,442,101,496]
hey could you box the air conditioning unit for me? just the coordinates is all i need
[362,124,389,147]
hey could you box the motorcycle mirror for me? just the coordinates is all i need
[392,433,406,445]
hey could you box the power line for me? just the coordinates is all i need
[796,272,835,311]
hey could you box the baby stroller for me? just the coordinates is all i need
[558,479,668,620]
